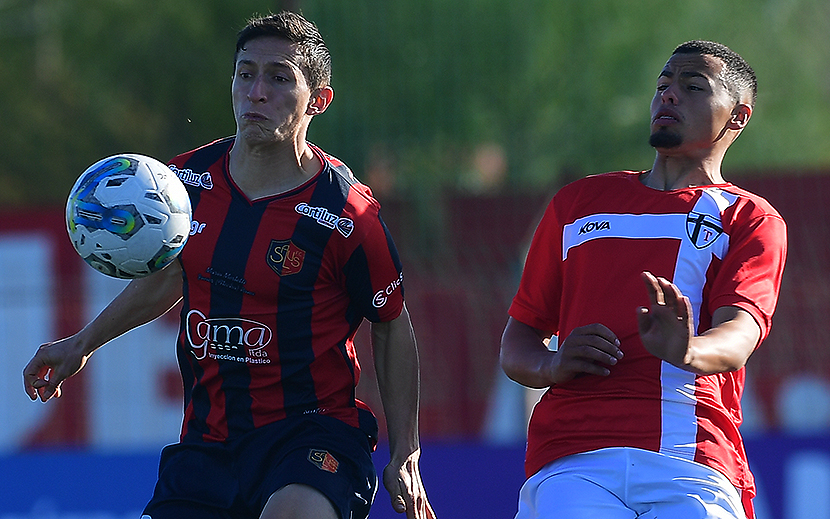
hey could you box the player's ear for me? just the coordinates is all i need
[307,86,334,116]
[727,103,751,130]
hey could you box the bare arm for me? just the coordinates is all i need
[500,317,623,388]
[23,261,183,402]
[637,271,760,374]
[370,304,435,519]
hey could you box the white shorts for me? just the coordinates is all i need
[515,447,747,519]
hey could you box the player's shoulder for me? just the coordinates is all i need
[311,143,381,216]
[169,137,233,167]
[166,137,231,192]
[719,182,785,222]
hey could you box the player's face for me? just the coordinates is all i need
[232,36,314,145]
[649,53,737,153]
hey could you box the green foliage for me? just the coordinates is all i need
[1,0,828,206]
[305,0,830,192]
[0,0,258,205]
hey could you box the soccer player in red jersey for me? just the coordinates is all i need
[500,41,786,519]
[23,11,435,519]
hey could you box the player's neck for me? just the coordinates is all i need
[644,154,726,191]
[229,137,320,199]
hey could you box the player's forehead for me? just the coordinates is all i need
[235,36,302,70]
[658,52,723,81]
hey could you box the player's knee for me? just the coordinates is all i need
[260,484,339,519]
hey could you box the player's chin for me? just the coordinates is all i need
[241,126,293,147]
[648,130,683,149]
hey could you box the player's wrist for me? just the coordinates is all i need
[74,325,107,358]
[388,448,421,471]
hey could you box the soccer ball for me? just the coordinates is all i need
[66,153,192,279]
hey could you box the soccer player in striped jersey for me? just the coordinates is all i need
[24,11,435,519]
[500,41,785,519]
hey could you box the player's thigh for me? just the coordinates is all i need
[141,500,233,519]
[515,466,636,519]
[638,498,745,519]
[244,416,376,519]
[142,443,238,519]
[259,483,339,519]
[633,464,746,519]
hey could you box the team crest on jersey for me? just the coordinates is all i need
[267,239,306,276]
[686,211,723,249]
[308,449,339,473]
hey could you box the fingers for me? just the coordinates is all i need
[565,324,622,360]
[23,346,65,402]
[641,270,661,304]
[390,484,407,515]
[572,322,618,345]
[558,349,619,378]
[22,357,47,401]
[383,459,435,519]
[37,379,62,402]
[554,324,623,382]
[419,498,437,519]
[385,468,415,517]
[641,271,687,315]
[660,278,685,310]
[25,366,62,402]
[382,463,407,514]
[637,273,695,365]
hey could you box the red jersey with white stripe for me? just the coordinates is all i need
[168,138,404,446]
[509,171,787,515]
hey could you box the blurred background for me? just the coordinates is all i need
[2,0,830,518]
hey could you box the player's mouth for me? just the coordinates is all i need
[652,109,680,126]
[242,111,268,121]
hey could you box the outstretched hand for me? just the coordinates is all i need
[382,450,436,519]
[23,337,89,402]
[636,271,695,367]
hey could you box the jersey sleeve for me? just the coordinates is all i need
[508,197,563,334]
[707,202,787,343]
[343,213,405,323]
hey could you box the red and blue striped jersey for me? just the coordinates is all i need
[168,137,404,445]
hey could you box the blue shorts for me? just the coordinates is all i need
[142,414,377,519]
[515,447,747,519]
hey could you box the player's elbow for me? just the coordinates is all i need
[498,343,520,382]
[499,321,553,389]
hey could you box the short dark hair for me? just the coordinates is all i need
[235,11,331,91]
[672,40,757,108]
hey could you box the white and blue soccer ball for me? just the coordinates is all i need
[66,153,192,279]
